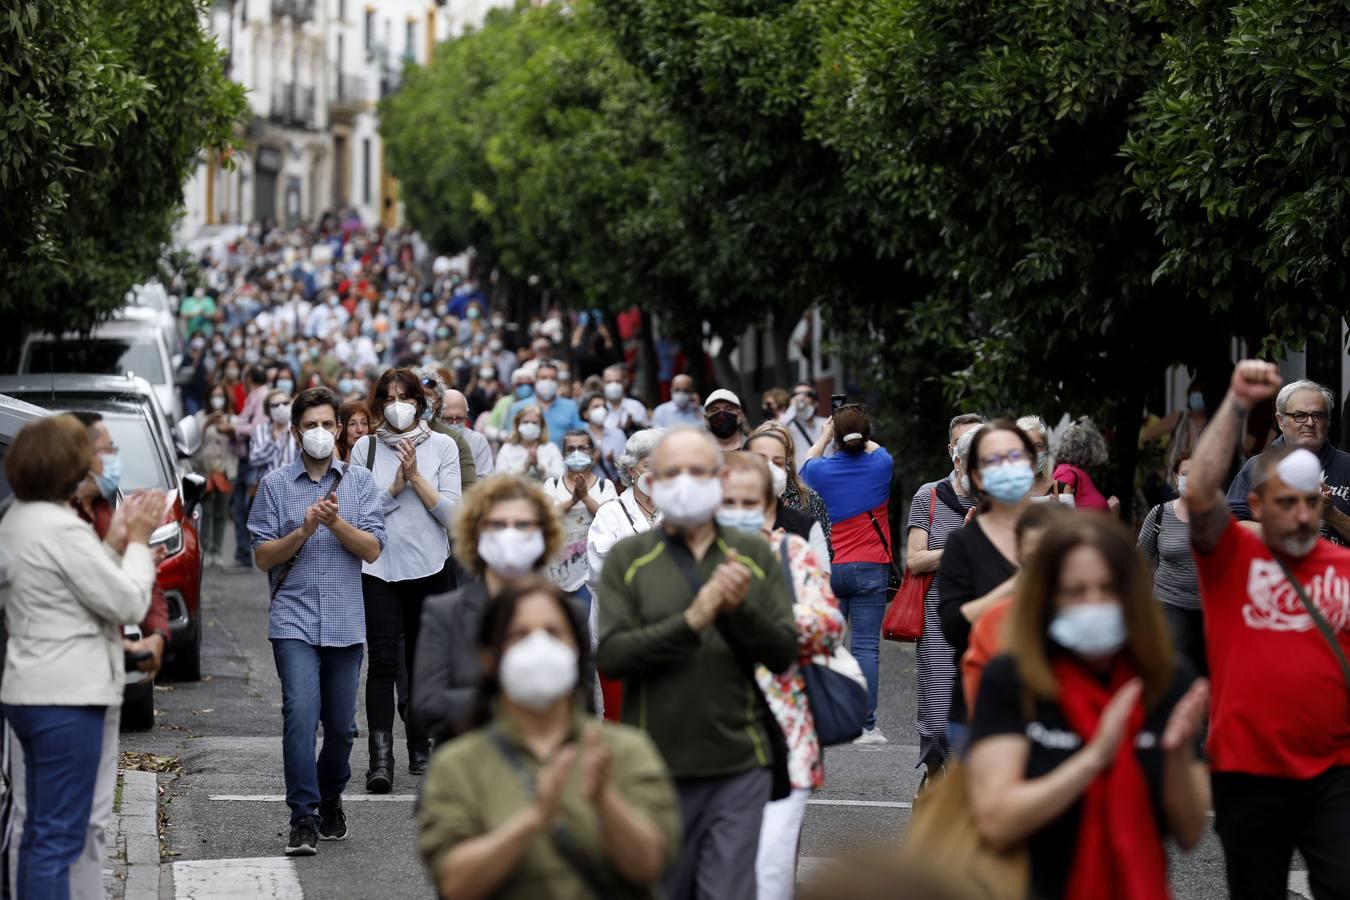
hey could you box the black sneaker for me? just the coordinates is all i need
[284,817,319,856]
[318,797,348,841]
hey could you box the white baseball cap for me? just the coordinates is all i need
[703,389,742,410]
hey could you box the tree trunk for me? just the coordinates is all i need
[771,310,797,390]
[637,307,661,407]
[1107,368,1150,523]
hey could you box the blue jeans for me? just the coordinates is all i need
[830,562,889,730]
[3,704,106,900]
[272,640,364,824]
[569,583,592,614]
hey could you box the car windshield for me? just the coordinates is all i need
[100,415,171,492]
[23,338,164,384]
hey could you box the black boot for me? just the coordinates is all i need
[366,730,393,794]
[408,733,431,775]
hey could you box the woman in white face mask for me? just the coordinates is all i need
[746,422,832,571]
[410,476,564,747]
[350,368,463,792]
[543,431,617,610]
[495,408,563,483]
[717,454,846,900]
[248,388,298,480]
[963,516,1209,900]
[581,392,627,483]
[418,577,679,900]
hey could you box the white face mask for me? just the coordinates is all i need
[301,427,335,460]
[270,402,291,425]
[479,367,495,381]
[1049,603,1127,658]
[499,630,579,712]
[477,528,546,579]
[672,390,691,409]
[535,379,558,401]
[210,395,227,411]
[384,400,416,431]
[635,472,653,496]
[651,473,724,528]
[768,462,788,497]
[518,422,541,443]
[587,407,607,427]
[603,381,624,402]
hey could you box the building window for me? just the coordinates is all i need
[405,20,416,59]
[363,9,374,51]
[362,138,371,205]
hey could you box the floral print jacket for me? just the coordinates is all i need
[756,531,846,790]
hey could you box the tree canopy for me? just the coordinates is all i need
[381,0,1350,496]
[0,0,246,351]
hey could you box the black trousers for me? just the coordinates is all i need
[362,565,451,736]
[1161,603,1208,677]
[1212,765,1350,900]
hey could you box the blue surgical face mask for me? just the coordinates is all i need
[338,378,356,395]
[515,384,534,401]
[715,506,765,534]
[95,453,121,500]
[1049,603,1127,658]
[275,378,295,395]
[981,460,1034,505]
[421,406,435,422]
[564,451,593,472]
[1188,391,1205,413]
[1175,474,1188,496]
[1035,450,1049,473]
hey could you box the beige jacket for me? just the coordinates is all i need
[0,501,155,706]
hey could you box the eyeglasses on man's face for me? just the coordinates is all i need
[1285,411,1329,425]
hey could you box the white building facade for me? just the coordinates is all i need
[179,0,514,243]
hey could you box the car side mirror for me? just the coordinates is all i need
[173,415,202,458]
[181,472,206,518]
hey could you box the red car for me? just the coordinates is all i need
[0,375,206,684]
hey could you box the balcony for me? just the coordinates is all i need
[271,0,315,22]
[268,83,318,130]
[330,72,367,121]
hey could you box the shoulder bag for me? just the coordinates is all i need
[270,465,344,602]
[880,488,934,643]
[898,762,1030,900]
[1274,557,1350,694]
[782,537,868,745]
[659,532,791,800]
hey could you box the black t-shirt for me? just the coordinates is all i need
[937,521,1018,721]
[968,654,1199,900]
[774,504,814,542]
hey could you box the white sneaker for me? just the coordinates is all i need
[853,727,888,746]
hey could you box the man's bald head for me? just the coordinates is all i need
[441,389,469,423]
[652,426,723,478]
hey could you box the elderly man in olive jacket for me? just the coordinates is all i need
[597,427,796,900]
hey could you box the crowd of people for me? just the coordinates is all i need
[1,219,1347,900]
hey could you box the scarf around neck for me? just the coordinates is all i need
[375,420,432,448]
[1052,655,1168,900]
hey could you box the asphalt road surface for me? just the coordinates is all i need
[124,542,1309,899]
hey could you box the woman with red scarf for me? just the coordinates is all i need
[965,515,1210,900]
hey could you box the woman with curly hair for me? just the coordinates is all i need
[1052,418,1118,514]
[410,475,566,746]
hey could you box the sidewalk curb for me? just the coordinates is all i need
[117,770,165,900]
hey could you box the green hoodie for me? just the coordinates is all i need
[596,524,796,779]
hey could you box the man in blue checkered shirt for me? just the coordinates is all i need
[248,387,385,856]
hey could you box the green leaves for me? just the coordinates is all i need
[0,0,246,349]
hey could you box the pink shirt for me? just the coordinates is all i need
[1053,462,1109,511]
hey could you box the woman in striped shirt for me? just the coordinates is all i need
[248,388,298,480]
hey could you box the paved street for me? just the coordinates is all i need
[119,543,1306,899]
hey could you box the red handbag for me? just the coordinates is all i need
[880,487,935,643]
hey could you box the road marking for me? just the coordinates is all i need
[1289,871,1310,898]
[807,798,912,809]
[173,857,302,899]
[208,794,417,802]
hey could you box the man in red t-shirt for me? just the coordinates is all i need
[1186,360,1350,900]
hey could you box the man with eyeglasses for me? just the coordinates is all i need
[597,427,796,900]
[1227,378,1350,545]
[413,366,477,491]
[441,389,493,477]
[777,381,830,460]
